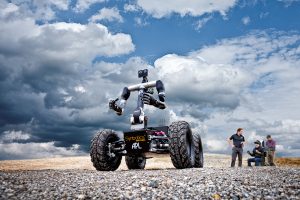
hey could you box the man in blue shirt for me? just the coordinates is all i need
[228,128,246,167]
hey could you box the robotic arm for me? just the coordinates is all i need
[142,80,166,109]
[142,93,166,109]
[108,70,166,116]
[109,87,131,115]
[109,98,122,115]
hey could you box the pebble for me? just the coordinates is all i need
[77,194,85,199]
[0,167,299,199]
[148,180,159,188]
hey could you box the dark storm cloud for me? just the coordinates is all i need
[0,1,138,159]
[0,55,148,159]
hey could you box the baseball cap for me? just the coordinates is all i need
[254,140,261,145]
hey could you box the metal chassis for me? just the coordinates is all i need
[108,126,170,157]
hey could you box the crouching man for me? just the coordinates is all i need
[247,140,264,166]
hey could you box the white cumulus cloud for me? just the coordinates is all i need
[124,3,140,12]
[1,0,70,21]
[155,54,251,110]
[74,0,105,12]
[0,18,134,63]
[136,0,237,18]
[89,7,124,23]
[152,30,300,157]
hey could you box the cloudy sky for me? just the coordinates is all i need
[0,0,299,160]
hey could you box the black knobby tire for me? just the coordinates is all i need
[125,154,146,169]
[90,129,122,171]
[169,121,195,169]
[193,132,204,168]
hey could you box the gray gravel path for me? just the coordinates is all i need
[1,167,299,200]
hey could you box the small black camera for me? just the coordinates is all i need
[138,69,148,78]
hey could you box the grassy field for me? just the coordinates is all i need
[275,157,300,167]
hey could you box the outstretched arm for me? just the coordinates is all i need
[247,150,254,157]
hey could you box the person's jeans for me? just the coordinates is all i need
[248,157,262,166]
[231,147,243,167]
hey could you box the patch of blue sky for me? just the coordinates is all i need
[53,0,300,65]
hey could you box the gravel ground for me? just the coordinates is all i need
[1,167,299,200]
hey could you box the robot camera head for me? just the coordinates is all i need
[138,69,148,78]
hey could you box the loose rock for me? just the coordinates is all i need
[0,167,299,199]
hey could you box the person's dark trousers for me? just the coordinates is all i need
[247,158,262,166]
[231,147,243,167]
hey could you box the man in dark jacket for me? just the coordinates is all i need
[228,128,245,167]
[247,140,264,166]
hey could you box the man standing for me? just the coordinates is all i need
[266,135,276,166]
[228,128,245,167]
